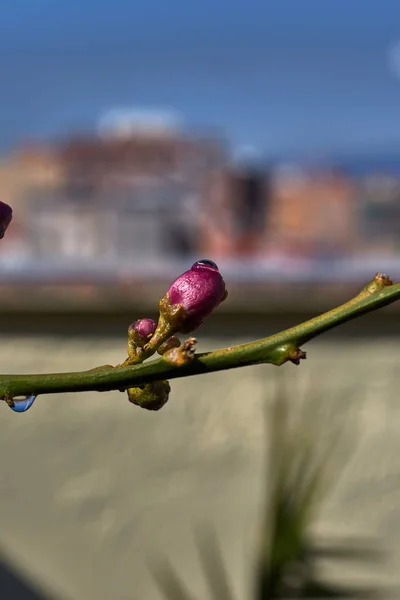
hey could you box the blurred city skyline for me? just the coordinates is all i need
[1,120,400,289]
[2,0,400,156]
[1,1,400,309]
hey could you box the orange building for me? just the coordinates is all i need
[199,166,271,259]
[199,165,360,261]
[265,168,359,259]
[0,132,363,267]
[0,127,230,264]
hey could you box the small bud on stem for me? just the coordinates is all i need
[359,272,393,296]
[127,318,157,359]
[127,380,171,411]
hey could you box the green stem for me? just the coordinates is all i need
[0,274,398,399]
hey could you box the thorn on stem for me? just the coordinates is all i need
[374,272,393,286]
[289,348,307,365]
[162,337,198,366]
[361,272,394,296]
[181,337,197,358]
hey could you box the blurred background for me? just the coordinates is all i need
[1,0,400,598]
[2,0,400,317]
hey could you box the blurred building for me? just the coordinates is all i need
[199,164,360,262]
[0,119,230,271]
[0,144,62,262]
[266,167,360,259]
[356,173,400,257]
[199,165,272,258]
[1,118,400,291]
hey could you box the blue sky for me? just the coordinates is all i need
[1,0,400,156]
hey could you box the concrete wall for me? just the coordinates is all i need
[0,333,399,599]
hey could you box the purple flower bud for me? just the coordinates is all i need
[167,259,227,332]
[0,201,12,239]
[128,318,157,347]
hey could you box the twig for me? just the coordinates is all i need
[0,273,397,400]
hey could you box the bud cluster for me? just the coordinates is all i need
[124,259,227,410]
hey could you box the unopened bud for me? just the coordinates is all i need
[127,380,171,411]
[167,259,227,333]
[128,318,157,353]
[144,260,227,353]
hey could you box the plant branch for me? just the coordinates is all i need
[0,273,398,400]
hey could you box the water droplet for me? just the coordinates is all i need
[194,259,218,270]
[9,395,37,413]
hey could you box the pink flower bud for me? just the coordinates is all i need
[167,259,227,332]
[0,201,12,239]
[128,318,157,347]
